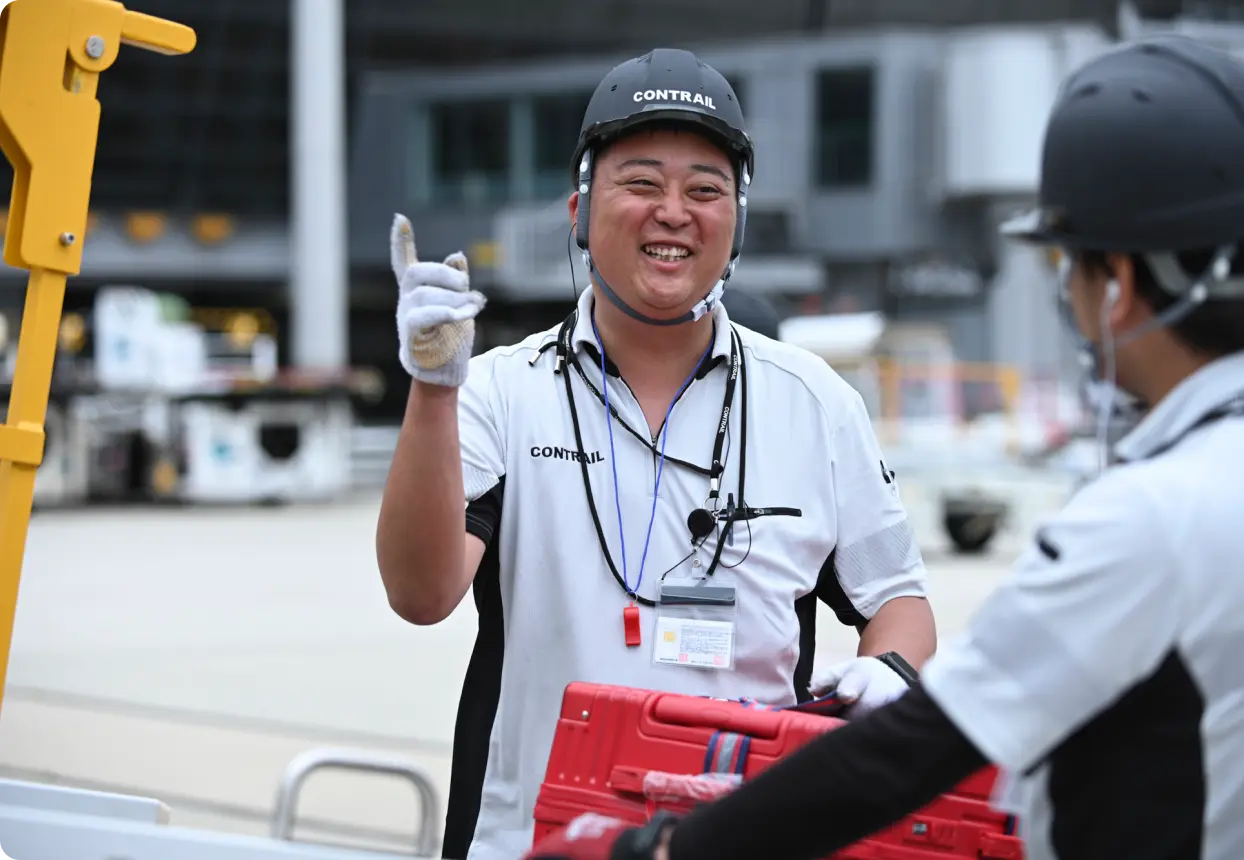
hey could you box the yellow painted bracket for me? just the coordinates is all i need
[0,0,195,715]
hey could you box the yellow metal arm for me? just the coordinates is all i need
[0,0,195,715]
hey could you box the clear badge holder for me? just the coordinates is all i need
[652,577,738,670]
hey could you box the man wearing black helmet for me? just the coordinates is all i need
[525,32,1244,860]
[377,48,936,860]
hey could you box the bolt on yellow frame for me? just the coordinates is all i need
[0,0,195,715]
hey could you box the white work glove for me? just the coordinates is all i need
[810,656,911,718]
[390,213,487,388]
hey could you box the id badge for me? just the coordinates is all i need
[652,577,737,670]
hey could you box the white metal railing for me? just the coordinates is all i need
[0,773,434,860]
[494,198,590,298]
[270,748,441,857]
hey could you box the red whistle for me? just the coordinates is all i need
[623,603,641,648]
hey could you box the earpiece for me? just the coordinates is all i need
[575,151,593,253]
[1105,279,1120,305]
[730,164,750,262]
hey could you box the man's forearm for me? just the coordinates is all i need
[664,685,985,860]
[858,596,937,668]
[375,379,468,623]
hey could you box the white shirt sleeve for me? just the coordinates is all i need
[829,388,928,619]
[459,352,507,503]
[922,468,1176,773]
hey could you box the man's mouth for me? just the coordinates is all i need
[642,244,692,262]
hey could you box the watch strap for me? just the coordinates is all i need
[877,651,919,686]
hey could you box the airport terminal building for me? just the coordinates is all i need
[1,0,1240,420]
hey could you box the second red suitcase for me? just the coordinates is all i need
[533,682,1023,860]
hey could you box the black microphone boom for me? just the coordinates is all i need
[734,506,802,521]
[686,504,802,541]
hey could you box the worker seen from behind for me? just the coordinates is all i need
[375,47,936,860]
[524,33,1244,860]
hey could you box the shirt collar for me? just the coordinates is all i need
[1114,351,1244,462]
[568,285,734,378]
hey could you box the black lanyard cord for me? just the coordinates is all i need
[569,359,714,477]
[707,328,743,506]
[556,313,746,605]
[698,326,748,578]
[563,352,649,602]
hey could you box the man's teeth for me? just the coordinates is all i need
[643,246,690,261]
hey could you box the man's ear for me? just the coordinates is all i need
[1105,252,1140,327]
[568,190,579,231]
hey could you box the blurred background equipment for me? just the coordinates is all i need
[6,285,373,509]
[777,310,1073,554]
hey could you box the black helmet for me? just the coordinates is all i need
[571,48,756,328]
[571,48,754,192]
[721,289,781,340]
[1004,35,1244,257]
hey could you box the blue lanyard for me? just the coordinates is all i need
[591,315,713,599]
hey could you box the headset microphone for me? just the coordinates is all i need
[687,502,802,541]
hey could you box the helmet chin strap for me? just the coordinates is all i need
[583,252,734,327]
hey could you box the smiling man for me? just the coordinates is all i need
[375,48,936,860]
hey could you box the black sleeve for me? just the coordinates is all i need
[792,549,867,702]
[665,684,988,860]
[816,548,869,631]
[443,477,506,859]
[465,478,504,545]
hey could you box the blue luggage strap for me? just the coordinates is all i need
[700,692,849,777]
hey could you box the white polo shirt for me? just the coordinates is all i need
[923,350,1244,860]
[450,286,928,860]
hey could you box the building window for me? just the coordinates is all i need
[532,90,593,198]
[815,67,875,188]
[428,99,511,205]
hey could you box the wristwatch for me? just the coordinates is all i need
[876,651,919,686]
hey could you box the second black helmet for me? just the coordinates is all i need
[1004,34,1244,254]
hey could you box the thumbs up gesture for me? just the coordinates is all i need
[390,214,487,387]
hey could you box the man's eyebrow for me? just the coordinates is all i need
[616,157,733,184]
[690,163,733,183]
[618,157,662,170]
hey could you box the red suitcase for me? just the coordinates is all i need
[533,682,1023,860]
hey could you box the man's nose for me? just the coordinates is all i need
[653,189,692,229]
